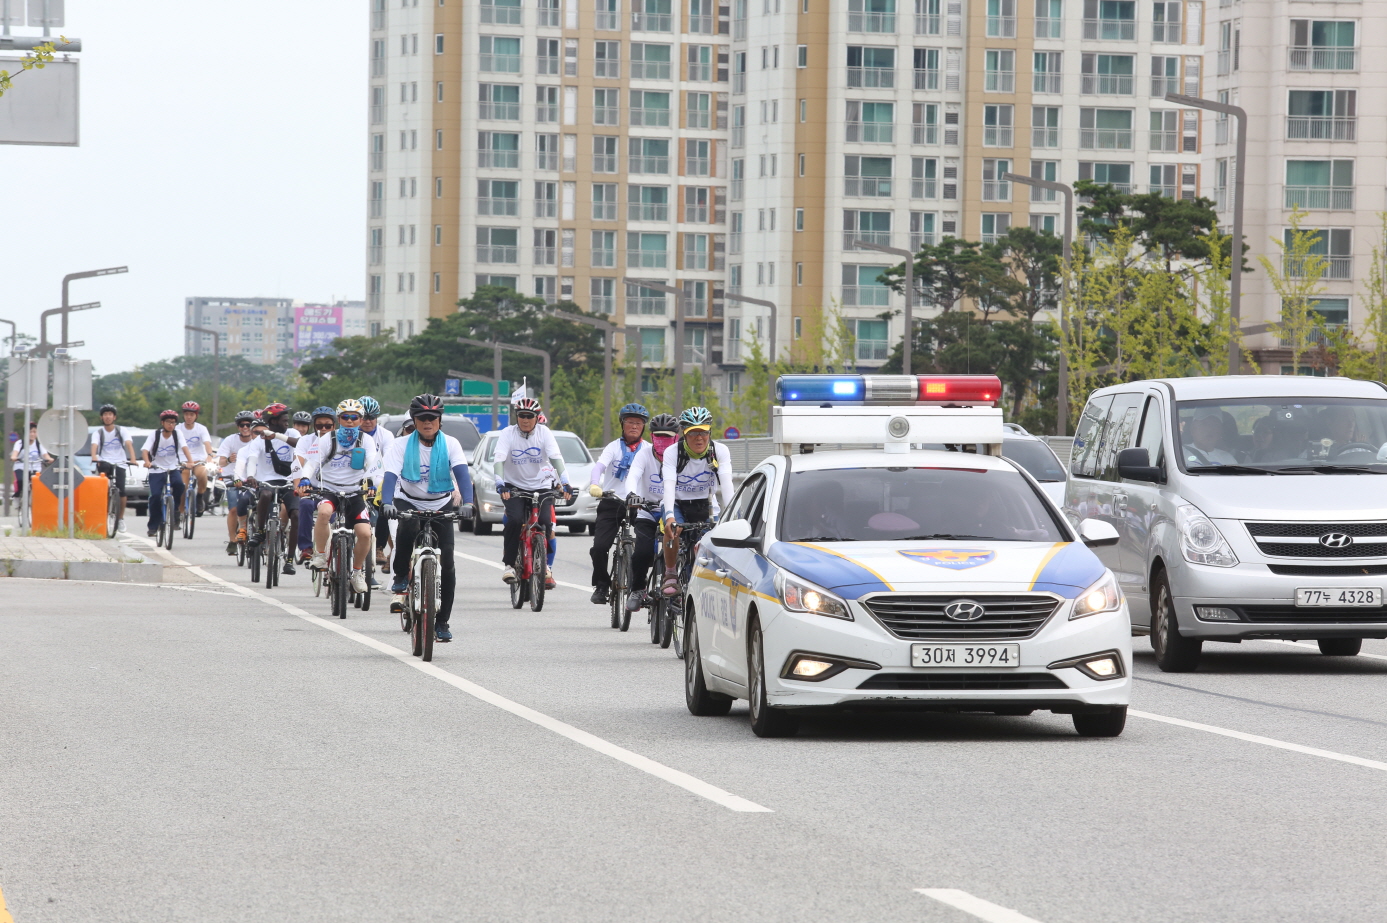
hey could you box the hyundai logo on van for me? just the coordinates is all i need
[1319,532,1353,549]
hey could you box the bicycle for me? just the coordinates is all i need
[507,488,558,613]
[396,508,457,662]
[252,483,290,589]
[605,492,647,632]
[153,468,182,552]
[102,463,124,538]
[662,520,715,658]
[182,471,198,540]
[312,489,365,619]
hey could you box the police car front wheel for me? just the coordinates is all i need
[1072,706,1127,737]
[748,619,799,738]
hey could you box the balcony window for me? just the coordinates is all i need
[1290,20,1357,72]
[477,179,519,216]
[477,131,521,168]
[478,84,521,121]
[730,158,744,199]
[849,0,897,33]
[1082,0,1135,40]
[685,185,711,222]
[846,101,895,143]
[629,185,670,221]
[1080,53,1134,95]
[628,137,670,174]
[593,88,620,125]
[1032,106,1059,148]
[1034,0,1061,38]
[915,0,940,34]
[480,36,522,73]
[1287,90,1357,141]
[983,104,1014,148]
[591,230,617,267]
[477,227,519,264]
[537,38,560,75]
[593,136,620,173]
[845,155,894,197]
[628,232,669,268]
[912,103,938,144]
[594,40,621,78]
[1149,55,1178,99]
[1151,0,1180,42]
[686,139,712,177]
[630,42,672,79]
[910,211,936,251]
[1286,160,1355,211]
[987,0,1016,36]
[913,47,939,90]
[1033,51,1061,94]
[538,0,561,26]
[535,132,559,170]
[1284,228,1352,280]
[630,90,671,126]
[535,86,559,123]
[1079,108,1132,150]
[842,265,891,306]
[635,327,666,364]
[981,212,1011,245]
[731,104,745,147]
[847,46,895,88]
[628,288,669,319]
[982,158,1011,202]
[1078,160,1132,194]
[984,49,1015,92]
[687,44,714,81]
[687,91,712,128]
[911,157,937,198]
[1149,163,1177,198]
[1030,159,1058,201]
[534,229,558,267]
[684,327,706,366]
[596,0,621,30]
[852,319,890,362]
[844,209,893,249]
[632,0,672,31]
[684,233,710,270]
[1149,110,1179,152]
[481,0,523,24]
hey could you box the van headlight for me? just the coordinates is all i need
[1071,570,1122,619]
[775,570,852,620]
[1177,504,1238,567]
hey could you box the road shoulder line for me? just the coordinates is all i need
[1130,708,1387,773]
[916,888,1046,923]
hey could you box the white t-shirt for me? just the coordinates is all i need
[590,438,648,499]
[623,443,668,520]
[300,432,379,491]
[234,433,296,484]
[178,421,213,462]
[491,424,567,491]
[384,433,468,511]
[661,440,735,518]
[92,426,131,466]
[13,438,49,472]
[144,429,186,472]
[217,433,257,466]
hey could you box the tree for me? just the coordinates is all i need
[1260,208,1328,375]
[0,39,61,98]
[1074,181,1235,274]
[988,226,1062,324]
[880,237,1003,314]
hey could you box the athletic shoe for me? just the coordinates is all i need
[282,561,296,576]
[117,519,127,533]
[590,586,609,605]
[375,551,389,567]
[226,541,237,556]
[350,569,367,594]
[369,574,383,590]
[545,569,557,590]
[147,529,158,538]
[390,594,405,613]
[626,590,646,612]
[236,528,247,543]
[391,580,408,594]
[310,552,328,570]
[298,549,312,565]
[435,626,453,642]
[502,566,516,584]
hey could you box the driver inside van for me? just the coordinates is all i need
[1184,408,1238,466]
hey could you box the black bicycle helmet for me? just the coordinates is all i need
[292,410,313,425]
[234,409,256,424]
[649,413,680,435]
[409,393,446,418]
[99,403,117,416]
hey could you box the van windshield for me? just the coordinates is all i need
[1176,398,1387,472]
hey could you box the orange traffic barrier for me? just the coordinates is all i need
[28,473,109,535]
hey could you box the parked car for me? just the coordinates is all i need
[469,428,598,534]
[84,425,153,516]
[1000,429,1069,507]
[1065,375,1387,673]
[376,413,482,454]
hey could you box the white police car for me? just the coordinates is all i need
[683,374,1132,738]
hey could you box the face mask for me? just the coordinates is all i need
[652,434,678,458]
[336,426,359,447]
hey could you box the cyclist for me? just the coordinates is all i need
[358,396,395,573]
[492,396,573,586]
[235,402,301,575]
[586,402,649,604]
[659,406,734,597]
[91,403,137,533]
[381,394,473,643]
[175,401,214,515]
[622,413,680,613]
[297,399,379,596]
[290,410,313,438]
[218,410,259,553]
[291,406,337,564]
[142,409,194,538]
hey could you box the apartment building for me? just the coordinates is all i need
[368,0,1379,392]
[1207,0,1385,373]
[184,297,296,365]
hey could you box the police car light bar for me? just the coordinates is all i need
[776,374,1002,407]
[772,404,1005,455]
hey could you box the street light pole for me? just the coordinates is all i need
[1166,92,1246,374]
[0,317,15,355]
[851,242,915,374]
[1004,171,1073,436]
[551,310,616,443]
[184,325,221,436]
[37,265,128,356]
[723,293,777,365]
[622,279,685,410]
[457,337,552,405]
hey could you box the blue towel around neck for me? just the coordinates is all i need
[402,431,453,493]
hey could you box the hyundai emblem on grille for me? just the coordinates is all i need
[943,600,986,621]
[1319,532,1354,548]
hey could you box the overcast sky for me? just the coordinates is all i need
[1,0,363,375]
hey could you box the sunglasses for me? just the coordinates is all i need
[238,422,253,427]
[339,414,361,422]
[414,414,441,423]
[314,422,334,431]
[515,412,537,420]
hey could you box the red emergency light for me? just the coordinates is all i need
[915,375,1001,406]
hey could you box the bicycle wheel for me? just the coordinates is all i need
[618,547,635,632]
[670,595,685,659]
[649,557,664,644]
[313,559,323,597]
[237,537,246,567]
[410,578,425,657]
[183,489,196,540]
[248,533,261,583]
[419,555,437,661]
[529,531,547,612]
[609,542,628,630]
[360,557,373,612]
[334,535,350,619]
[265,520,279,590]
[106,484,119,538]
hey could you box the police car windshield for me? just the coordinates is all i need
[781,467,1065,543]
[1175,398,1387,472]
[1001,438,1067,482]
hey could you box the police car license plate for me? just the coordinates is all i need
[911,643,1020,668]
[1295,587,1382,607]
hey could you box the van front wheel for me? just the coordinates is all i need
[1318,638,1362,656]
[1151,572,1201,673]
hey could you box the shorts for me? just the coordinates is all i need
[320,491,370,523]
[670,498,711,526]
[95,461,127,494]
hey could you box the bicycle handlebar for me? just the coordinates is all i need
[396,508,459,522]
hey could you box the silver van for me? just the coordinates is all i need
[1066,375,1387,672]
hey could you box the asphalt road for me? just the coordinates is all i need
[4,517,1387,922]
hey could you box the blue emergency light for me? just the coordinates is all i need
[775,375,866,404]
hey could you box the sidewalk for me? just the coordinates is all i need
[0,531,164,583]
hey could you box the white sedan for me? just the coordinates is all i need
[683,448,1132,738]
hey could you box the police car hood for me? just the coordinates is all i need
[767,539,1105,600]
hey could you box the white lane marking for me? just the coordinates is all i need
[1129,709,1387,773]
[1253,638,1387,662]
[454,548,590,592]
[126,537,771,814]
[916,889,1046,923]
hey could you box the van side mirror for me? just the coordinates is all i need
[1078,518,1120,547]
[1117,447,1162,483]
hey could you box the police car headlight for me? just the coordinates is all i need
[776,571,852,620]
[1176,504,1238,567]
[1071,571,1121,620]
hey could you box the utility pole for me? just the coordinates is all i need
[1004,171,1074,436]
[185,326,221,435]
[724,293,778,365]
[852,242,916,374]
[551,310,616,443]
[1167,92,1246,374]
[457,337,552,405]
[623,279,685,410]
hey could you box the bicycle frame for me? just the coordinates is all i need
[511,489,558,580]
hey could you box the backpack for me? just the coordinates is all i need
[263,434,294,476]
[97,426,124,455]
[148,427,182,461]
[675,439,719,474]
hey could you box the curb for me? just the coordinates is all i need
[0,558,165,583]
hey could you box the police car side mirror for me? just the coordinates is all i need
[1117,447,1161,483]
[1078,518,1120,548]
[709,518,758,548]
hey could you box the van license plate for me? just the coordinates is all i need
[911,644,1020,668]
[1295,588,1383,607]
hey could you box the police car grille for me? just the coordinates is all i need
[1246,521,1387,559]
[857,672,1068,691]
[862,595,1059,641]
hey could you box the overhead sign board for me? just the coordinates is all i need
[0,56,78,146]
